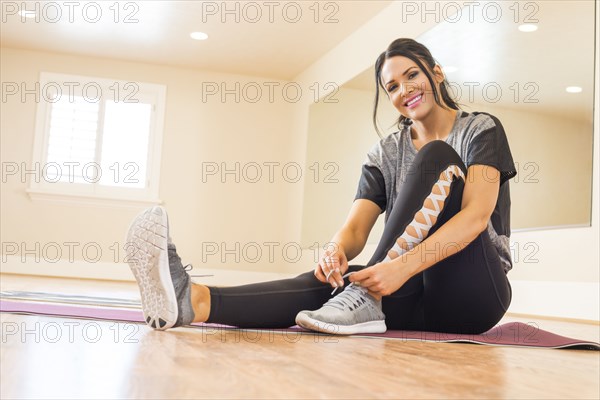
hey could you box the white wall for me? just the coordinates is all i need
[301,87,397,248]
[0,46,305,275]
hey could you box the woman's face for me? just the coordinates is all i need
[380,56,444,121]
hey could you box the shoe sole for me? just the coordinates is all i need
[126,206,177,330]
[295,312,387,335]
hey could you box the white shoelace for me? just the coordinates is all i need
[327,271,358,295]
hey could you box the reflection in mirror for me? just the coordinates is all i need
[302,1,595,247]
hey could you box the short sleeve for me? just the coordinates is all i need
[354,164,386,213]
[466,114,517,186]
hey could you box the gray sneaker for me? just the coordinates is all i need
[126,206,195,330]
[295,283,387,335]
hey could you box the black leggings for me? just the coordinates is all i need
[205,140,512,334]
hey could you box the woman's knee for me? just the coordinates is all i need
[419,139,457,158]
[412,140,466,176]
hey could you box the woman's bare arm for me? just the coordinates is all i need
[314,199,382,287]
[329,199,381,261]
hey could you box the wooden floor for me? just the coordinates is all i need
[1,274,599,399]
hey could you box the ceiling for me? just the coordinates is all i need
[1,1,595,120]
[344,0,596,121]
[0,0,391,80]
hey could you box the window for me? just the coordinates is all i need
[28,72,166,205]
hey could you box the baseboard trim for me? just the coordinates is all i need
[507,280,599,322]
[505,312,600,326]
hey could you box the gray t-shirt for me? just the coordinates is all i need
[354,110,517,273]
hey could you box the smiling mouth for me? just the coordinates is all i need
[404,93,423,107]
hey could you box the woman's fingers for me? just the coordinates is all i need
[315,256,333,283]
[314,262,327,283]
[315,246,349,289]
[327,267,345,288]
[323,255,344,288]
[321,256,335,287]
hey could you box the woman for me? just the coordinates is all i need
[126,38,516,335]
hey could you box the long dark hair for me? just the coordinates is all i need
[373,38,460,139]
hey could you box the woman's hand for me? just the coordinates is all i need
[348,260,411,298]
[315,242,349,289]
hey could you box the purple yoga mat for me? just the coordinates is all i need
[1,299,598,350]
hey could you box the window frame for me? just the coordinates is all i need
[27,72,166,207]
